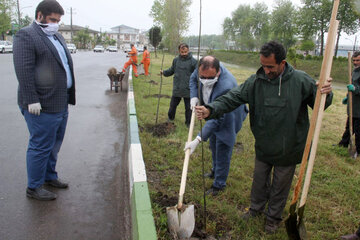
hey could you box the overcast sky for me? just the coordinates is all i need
[19,0,357,45]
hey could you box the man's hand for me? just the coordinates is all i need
[342,96,348,105]
[159,70,163,75]
[347,84,355,92]
[316,77,333,94]
[195,106,210,120]
[190,97,199,110]
[28,103,42,115]
[184,136,201,155]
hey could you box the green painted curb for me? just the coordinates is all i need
[131,182,157,240]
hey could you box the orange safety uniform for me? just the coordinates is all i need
[122,46,138,76]
[141,49,150,76]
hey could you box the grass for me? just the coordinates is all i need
[133,53,360,239]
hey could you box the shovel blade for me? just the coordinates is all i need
[285,203,301,240]
[349,138,357,157]
[166,204,195,239]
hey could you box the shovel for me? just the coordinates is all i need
[348,51,357,157]
[285,1,339,239]
[166,109,196,239]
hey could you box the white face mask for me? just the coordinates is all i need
[199,77,218,87]
[37,21,59,36]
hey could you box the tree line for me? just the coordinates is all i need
[150,0,360,57]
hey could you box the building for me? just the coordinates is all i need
[107,24,149,51]
[58,24,99,44]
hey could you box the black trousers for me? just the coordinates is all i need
[339,117,360,153]
[250,158,296,222]
[168,96,191,125]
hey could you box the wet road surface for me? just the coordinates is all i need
[0,51,131,240]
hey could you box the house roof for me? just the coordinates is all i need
[59,24,99,34]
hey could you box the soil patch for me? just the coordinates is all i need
[147,80,158,85]
[143,122,176,137]
[143,94,171,99]
[233,142,244,153]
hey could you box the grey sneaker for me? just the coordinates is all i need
[26,187,57,201]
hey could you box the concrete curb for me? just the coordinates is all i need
[127,67,157,240]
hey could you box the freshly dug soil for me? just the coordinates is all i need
[143,122,176,137]
[143,94,171,99]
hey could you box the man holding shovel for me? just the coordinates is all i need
[336,51,360,158]
[194,41,333,233]
[184,56,248,196]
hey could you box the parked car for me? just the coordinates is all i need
[106,46,118,52]
[66,43,77,53]
[0,41,12,53]
[93,45,105,53]
[124,47,132,53]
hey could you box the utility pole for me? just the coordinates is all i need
[70,7,73,43]
[17,0,21,29]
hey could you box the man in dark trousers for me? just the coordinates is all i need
[13,0,76,201]
[160,43,197,127]
[184,56,248,196]
[336,51,360,158]
[194,41,333,233]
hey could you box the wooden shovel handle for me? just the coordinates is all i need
[178,109,196,208]
[299,19,339,207]
[348,52,354,136]
[289,0,339,205]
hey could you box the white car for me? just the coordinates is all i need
[93,45,105,53]
[0,41,12,53]
[106,46,118,52]
[66,43,76,53]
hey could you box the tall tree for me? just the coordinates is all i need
[334,0,360,57]
[73,28,92,49]
[150,0,191,54]
[0,0,13,40]
[222,3,270,51]
[148,26,162,57]
[271,0,298,51]
[298,0,332,56]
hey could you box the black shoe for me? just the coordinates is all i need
[206,186,224,196]
[45,179,69,189]
[265,219,281,234]
[26,187,57,201]
[241,209,262,221]
[204,171,215,179]
[333,143,348,148]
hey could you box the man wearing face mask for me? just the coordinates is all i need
[13,0,75,201]
[184,56,248,196]
[194,41,333,233]
[160,43,197,127]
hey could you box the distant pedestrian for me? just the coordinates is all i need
[141,46,150,76]
[160,43,197,127]
[335,51,360,158]
[13,0,75,201]
[122,43,138,77]
[194,41,333,233]
[184,56,248,196]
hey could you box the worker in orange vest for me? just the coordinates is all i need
[122,43,138,77]
[141,46,150,76]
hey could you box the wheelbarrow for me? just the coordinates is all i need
[107,72,124,93]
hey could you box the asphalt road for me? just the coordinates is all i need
[0,51,131,240]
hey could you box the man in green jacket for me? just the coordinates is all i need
[336,51,360,158]
[160,43,197,127]
[195,41,333,234]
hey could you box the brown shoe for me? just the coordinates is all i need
[340,234,360,240]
